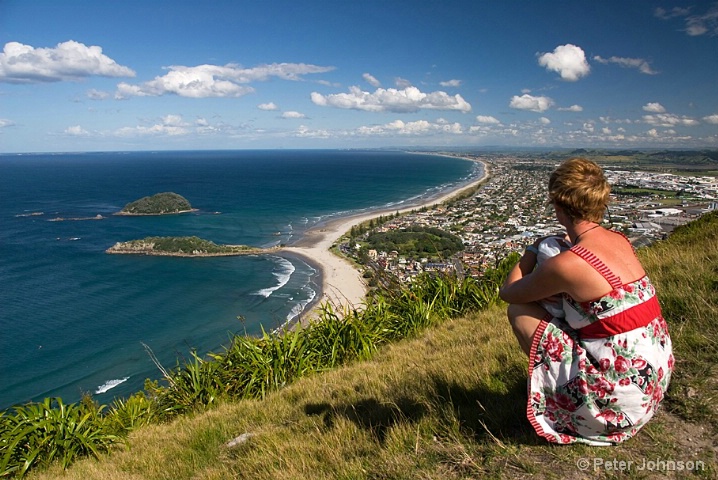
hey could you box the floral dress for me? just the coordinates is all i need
[527,243,674,445]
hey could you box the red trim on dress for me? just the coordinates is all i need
[580,296,662,338]
[525,312,559,442]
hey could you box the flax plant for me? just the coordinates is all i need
[0,398,116,477]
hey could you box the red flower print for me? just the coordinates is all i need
[542,333,565,362]
[610,289,624,300]
[652,384,664,404]
[632,357,647,369]
[606,432,627,443]
[614,356,630,373]
[619,378,631,386]
[598,408,619,423]
[624,284,634,293]
[554,393,577,412]
[578,378,589,394]
[657,366,664,381]
[589,377,615,398]
[599,358,611,372]
[668,354,675,370]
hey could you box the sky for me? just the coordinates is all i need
[1,0,717,153]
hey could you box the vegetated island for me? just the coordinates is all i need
[106,236,278,257]
[116,192,197,216]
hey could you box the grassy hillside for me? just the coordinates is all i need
[21,212,718,479]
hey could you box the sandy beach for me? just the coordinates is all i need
[281,155,489,326]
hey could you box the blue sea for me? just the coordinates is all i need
[0,149,480,409]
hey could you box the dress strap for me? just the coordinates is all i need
[569,245,623,290]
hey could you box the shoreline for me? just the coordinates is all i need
[280,154,489,327]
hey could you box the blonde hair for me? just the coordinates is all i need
[548,158,610,223]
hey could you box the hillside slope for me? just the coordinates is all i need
[31,213,718,479]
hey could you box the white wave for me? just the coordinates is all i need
[95,377,129,394]
[253,256,295,298]
[285,288,317,322]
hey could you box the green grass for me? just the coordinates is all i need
[5,212,717,479]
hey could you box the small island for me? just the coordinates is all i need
[106,236,277,257]
[116,192,196,215]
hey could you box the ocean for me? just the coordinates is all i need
[0,149,480,409]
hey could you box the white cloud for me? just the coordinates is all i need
[509,94,554,112]
[685,5,718,36]
[115,114,190,137]
[476,115,501,124]
[593,55,657,75]
[654,7,691,20]
[0,118,15,128]
[281,111,306,119]
[537,44,590,81]
[0,41,135,84]
[539,117,551,125]
[558,104,583,112]
[86,89,110,100]
[647,128,660,138]
[703,114,718,124]
[258,102,279,111]
[394,77,412,88]
[356,118,463,136]
[643,102,666,113]
[311,85,472,113]
[439,79,462,87]
[643,113,699,127]
[363,73,381,87]
[655,4,718,36]
[116,62,334,99]
[64,125,90,136]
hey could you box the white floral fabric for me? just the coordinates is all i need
[527,244,674,445]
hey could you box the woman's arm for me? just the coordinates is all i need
[499,248,568,304]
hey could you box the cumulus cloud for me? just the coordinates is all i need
[643,102,666,113]
[593,55,657,75]
[115,114,190,137]
[643,113,699,127]
[0,40,135,84]
[281,111,306,119]
[116,62,335,99]
[258,102,279,111]
[363,73,381,87]
[539,117,551,125]
[64,125,90,136]
[509,94,554,112]
[356,118,463,136]
[440,79,462,87]
[703,114,718,124]
[310,85,472,113]
[558,104,583,112]
[476,115,501,124]
[537,44,590,81]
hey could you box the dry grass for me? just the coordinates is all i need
[30,302,716,479]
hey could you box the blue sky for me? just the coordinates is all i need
[1,0,717,152]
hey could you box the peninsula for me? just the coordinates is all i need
[106,236,276,257]
[116,192,196,215]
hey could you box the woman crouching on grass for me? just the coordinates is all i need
[499,158,673,445]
